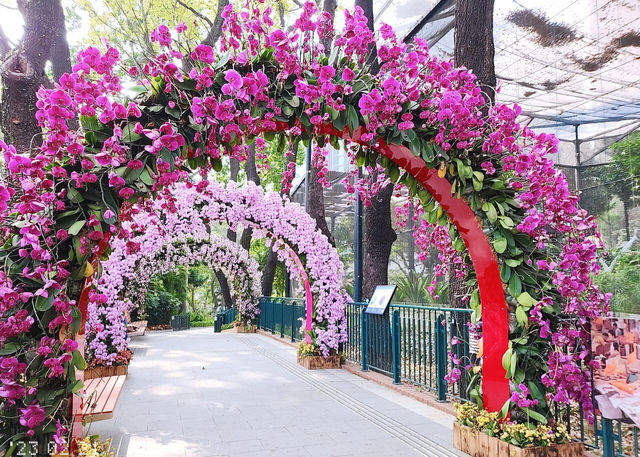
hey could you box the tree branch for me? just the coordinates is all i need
[176,0,213,28]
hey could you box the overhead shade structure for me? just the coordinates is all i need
[381,0,640,175]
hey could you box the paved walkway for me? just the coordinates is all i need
[89,329,462,457]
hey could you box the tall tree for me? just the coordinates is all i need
[0,0,72,153]
[355,0,398,297]
[454,0,496,104]
[450,0,496,310]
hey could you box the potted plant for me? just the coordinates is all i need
[232,319,256,333]
[296,342,341,369]
[453,403,583,457]
[84,349,132,379]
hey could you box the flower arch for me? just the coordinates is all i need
[0,0,609,446]
[87,179,347,364]
[86,233,263,364]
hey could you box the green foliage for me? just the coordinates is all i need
[190,309,212,323]
[594,251,640,314]
[393,272,446,304]
[191,320,215,327]
[611,131,640,195]
[144,289,180,326]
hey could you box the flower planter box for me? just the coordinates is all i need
[453,422,583,457]
[84,364,128,380]
[297,354,341,370]
[233,324,256,333]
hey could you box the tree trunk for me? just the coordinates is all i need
[355,0,395,299]
[454,0,496,105]
[215,269,233,308]
[308,163,335,246]
[453,0,496,397]
[262,143,298,296]
[240,144,260,251]
[0,0,71,153]
[363,182,397,297]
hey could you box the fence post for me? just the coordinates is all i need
[435,314,447,402]
[280,300,285,338]
[391,310,401,384]
[291,301,296,342]
[271,300,276,335]
[361,307,368,371]
[601,418,615,457]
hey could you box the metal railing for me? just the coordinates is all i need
[345,302,472,402]
[258,297,306,342]
[170,313,191,331]
[214,307,238,332]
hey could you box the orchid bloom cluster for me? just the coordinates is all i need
[0,0,611,442]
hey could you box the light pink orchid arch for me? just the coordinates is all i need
[88,178,348,360]
[86,233,262,364]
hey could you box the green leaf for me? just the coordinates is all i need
[68,187,84,203]
[523,408,547,424]
[493,237,507,254]
[470,289,480,310]
[508,273,522,297]
[347,105,359,134]
[484,202,498,223]
[70,306,82,334]
[72,349,87,370]
[515,306,528,328]
[122,124,142,143]
[453,237,465,252]
[35,293,55,312]
[505,258,522,267]
[516,292,537,309]
[68,220,86,236]
[286,96,300,108]
[71,379,84,394]
[214,50,231,69]
[499,399,511,419]
[0,342,19,355]
[502,347,513,372]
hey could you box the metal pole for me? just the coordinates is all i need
[354,167,364,302]
[601,418,615,457]
[392,310,401,384]
[574,124,581,192]
[304,140,312,212]
[361,307,369,371]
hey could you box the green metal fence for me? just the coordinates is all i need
[214,307,238,332]
[258,296,306,342]
[345,302,472,402]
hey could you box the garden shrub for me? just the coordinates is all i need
[144,290,179,326]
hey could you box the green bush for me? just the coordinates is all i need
[192,320,215,327]
[190,309,212,323]
[144,290,180,326]
[595,251,640,315]
[221,323,234,331]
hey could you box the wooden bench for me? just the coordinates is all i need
[81,375,127,422]
[127,320,147,337]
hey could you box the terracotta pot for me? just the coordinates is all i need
[84,364,128,380]
[453,422,583,457]
[297,354,341,370]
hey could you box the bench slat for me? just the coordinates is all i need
[83,375,126,422]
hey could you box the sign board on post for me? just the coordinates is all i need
[591,317,640,427]
[365,285,397,315]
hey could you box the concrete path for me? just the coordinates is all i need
[88,329,462,457]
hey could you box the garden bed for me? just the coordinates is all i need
[453,422,583,457]
[84,364,128,380]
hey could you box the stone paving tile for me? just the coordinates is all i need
[94,329,459,456]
